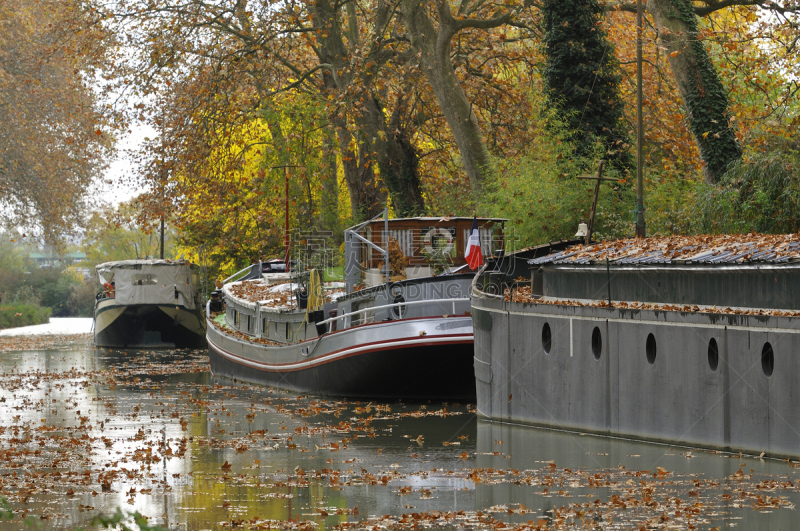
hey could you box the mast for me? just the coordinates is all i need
[160,217,165,259]
[284,166,290,270]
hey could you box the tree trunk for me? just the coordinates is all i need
[319,126,340,236]
[334,119,386,221]
[401,0,493,197]
[542,0,632,173]
[646,0,741,183]
[314,0,386,221]
[362,96,425,217]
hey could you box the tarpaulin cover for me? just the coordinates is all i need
[96,260,198,309]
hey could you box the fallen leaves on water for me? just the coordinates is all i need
[0,343,797,530]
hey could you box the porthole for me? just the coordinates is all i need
[708,338,719,371]
[542,322,552,354]
[761,342,774,377]
[591,326,602,360]
[646,333,657,364]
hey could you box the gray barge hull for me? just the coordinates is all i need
[208,315,476,401]
[472,294,800,459]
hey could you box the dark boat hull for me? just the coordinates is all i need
[94,302,207,348]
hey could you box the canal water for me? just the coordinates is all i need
[0,321,799,529]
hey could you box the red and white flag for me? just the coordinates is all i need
[465,217,484,270]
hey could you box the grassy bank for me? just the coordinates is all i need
[0,304,51,330]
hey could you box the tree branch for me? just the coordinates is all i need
[605,0,800,16]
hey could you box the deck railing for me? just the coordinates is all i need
[316,297,469,333]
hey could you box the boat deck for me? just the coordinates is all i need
[225,279,346,311]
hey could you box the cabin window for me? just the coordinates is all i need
[461,227,494,255]
[423,227,456,255]
[247,315,253,333]
[285,322,290,340]
[131,273,157,285]
[232,309,239,328]
[389,229,415,257]
[263,319,269,337]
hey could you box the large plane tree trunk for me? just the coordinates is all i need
[314,0,387,221]
[401,0,494,197]
[646,0,741,183]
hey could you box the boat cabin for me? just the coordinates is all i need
[96,260,200,309]
[345,216,505,291]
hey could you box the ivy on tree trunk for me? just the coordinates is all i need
[542,0,633,173]
[646,0,741,183]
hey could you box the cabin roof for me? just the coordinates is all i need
[529,234,800,266]
[95,259,195,270]
[349,216,506,232]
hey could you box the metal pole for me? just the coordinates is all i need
[284,167,290,270]
[383,208,390,286]
[160,218,165,259]
[635,0,647,238]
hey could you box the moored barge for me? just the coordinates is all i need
[207,214,505,400]
[472,234,800,458]
[93,259,207,348]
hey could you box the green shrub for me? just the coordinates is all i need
[65,280,96,317]
[642,173,701,237]
[693,150,800,234]
[485,118,633,249]
[0,304,51,330]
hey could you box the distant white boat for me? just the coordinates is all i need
[93,260,206,348]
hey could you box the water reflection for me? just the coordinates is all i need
[0,346,480,529]
[476,420,800,529]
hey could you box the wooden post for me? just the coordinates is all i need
[576,161,617,244]
[587,161,604,243]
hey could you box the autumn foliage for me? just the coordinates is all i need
[0,0,115,243]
